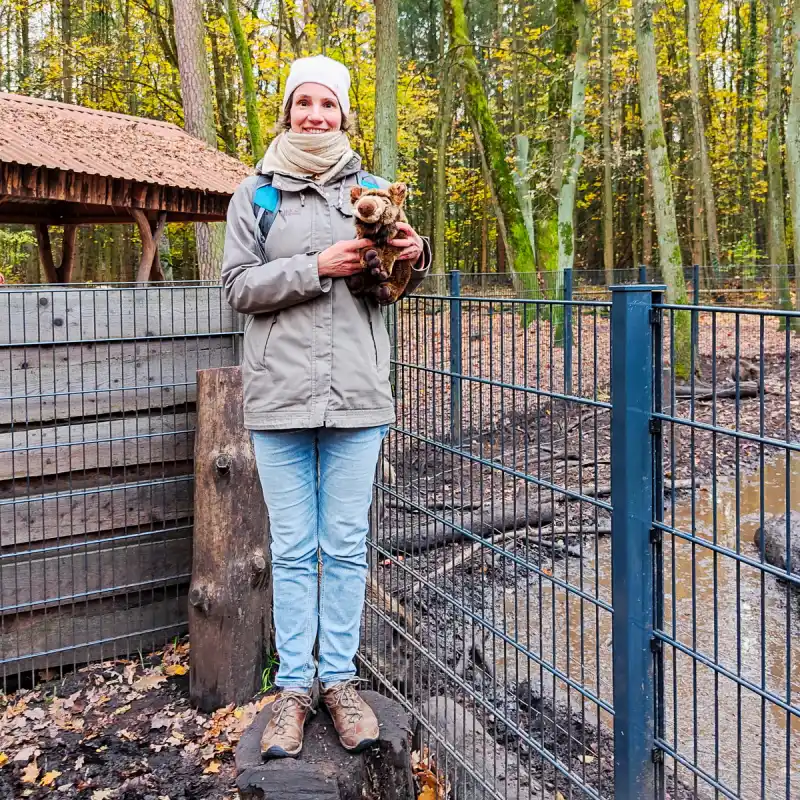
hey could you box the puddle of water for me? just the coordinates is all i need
[498,455,800,798]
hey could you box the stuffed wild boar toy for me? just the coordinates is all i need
[346,182,413,305]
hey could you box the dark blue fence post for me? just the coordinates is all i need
[638,264,647,284]
[610,283,662,798]
[449,270,462,446]
[564,267,573,395]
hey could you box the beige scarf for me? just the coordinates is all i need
[259,131,355,184]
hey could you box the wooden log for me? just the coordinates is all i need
[0,472,193,547]
[0,286,239,345]
[234,691,416,800]
[0,590,188,672]
[0,414,195,481]
[389,501,554,555]
[0,337,234,425]
[189,366,272,712]
[673,380,760,401]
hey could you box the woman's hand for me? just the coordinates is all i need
[388,222,424,264]
[318,238,374,277]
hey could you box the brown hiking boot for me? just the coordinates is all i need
[260,690,314,760]
[321,680,380,752]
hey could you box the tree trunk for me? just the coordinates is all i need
[602,1,615,286]
[556,0,591,292]
[741,0,758,242]
[374,0,399,179]
[789,0,800,309]
[173,0,225,280]
[766,0,794,313]
[190,367,272,713]
[687,0,721,269]
[642,158,653,267]
[226,0,264,160]
[444,0,539,300]
[633,0,690,373]
[432,51,455,274]
[61,0,73,103]
[513,135,537,267]
[210,0,237,156]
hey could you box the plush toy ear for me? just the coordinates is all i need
[388,182,407,206]
[350,186,365,203]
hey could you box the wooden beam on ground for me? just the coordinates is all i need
[189,366,272,713]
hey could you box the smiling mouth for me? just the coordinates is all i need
[303,128,328,133]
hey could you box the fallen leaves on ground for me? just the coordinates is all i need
[0,636,275,798]
[412,746,450,798]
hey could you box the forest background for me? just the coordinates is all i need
[0,0,799,313]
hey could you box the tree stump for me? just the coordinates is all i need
[234,691,416,800]
[189,366,272,712]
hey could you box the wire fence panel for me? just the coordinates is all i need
[653,302,800,800]
[0,282,242,691]
[416,265,799,308]
[363,286,617,799]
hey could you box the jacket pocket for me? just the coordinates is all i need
[244,312,279,371]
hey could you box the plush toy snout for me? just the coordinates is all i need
[353,195,387,224]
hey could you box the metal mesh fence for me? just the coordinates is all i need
[654,303,800,799]
[363,294,616,798]
[0,282,242,691]
[416,265,799,308]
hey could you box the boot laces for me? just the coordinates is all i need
[326,679,365,725]
[271,690,313,735]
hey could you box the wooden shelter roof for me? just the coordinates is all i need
[0,93,253,225]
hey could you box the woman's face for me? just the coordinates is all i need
[289,83,343,133]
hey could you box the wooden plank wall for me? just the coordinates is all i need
[0,285,241,677]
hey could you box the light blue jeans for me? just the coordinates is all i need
[251,425,388,690]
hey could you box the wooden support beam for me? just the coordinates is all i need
[35,224,58,283]
[131,208,166,283]
[189,366,272,713]
[34,223,78,283]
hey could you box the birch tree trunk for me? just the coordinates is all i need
[444,0,539,299]
[766,0,794,313]
[173,0,225,281]
[226,0,264,160]
[787,0,800,309]
[633,0,690,373]
[374,0,399,179]
[602,1,614,286]
[514,135,537,266]
[556,0,591,290]
[687,0,721,269]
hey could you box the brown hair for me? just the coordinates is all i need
[278,89,354,134]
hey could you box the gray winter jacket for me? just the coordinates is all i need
[221,154,430,430]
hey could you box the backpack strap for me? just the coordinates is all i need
[356,170,381,189]
[252,175,281,255]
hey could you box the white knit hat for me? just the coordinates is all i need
[282,55,351,117]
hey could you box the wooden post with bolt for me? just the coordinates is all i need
[189,366,273,712]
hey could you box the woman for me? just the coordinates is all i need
[221,54,430,760]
